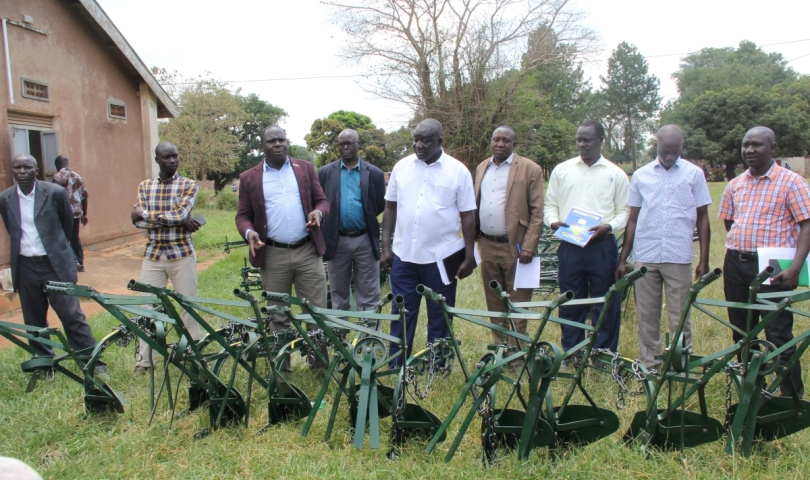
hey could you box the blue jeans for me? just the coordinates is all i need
[557,234,621,352]
[388,254,457,367]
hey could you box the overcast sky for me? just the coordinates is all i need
[97,0,810,146]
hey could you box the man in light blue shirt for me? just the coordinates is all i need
[616,125,712,368]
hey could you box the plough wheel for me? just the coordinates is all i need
[625,409,723,449]
[268,382,312,425]
[481,408,554,461]
[397,404,445,442]
[555,405,620,446]
[84,382,125,414]
[726,397,810,441]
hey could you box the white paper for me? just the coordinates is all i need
[513,257,541,289]
[757,247,809,285]
[435,238,482,285]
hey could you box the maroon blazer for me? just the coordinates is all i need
[236,158,330,267]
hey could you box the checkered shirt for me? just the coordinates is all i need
[135,173,198,260]
[52,168,88,218]
[719,163,810,252]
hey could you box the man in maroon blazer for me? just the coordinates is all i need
[236,125,330,372]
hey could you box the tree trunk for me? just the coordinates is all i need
[725,160,736,180]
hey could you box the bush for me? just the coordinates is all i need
[214,190,239,211]
[196,189,216,209]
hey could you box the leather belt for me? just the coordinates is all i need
[729,249,758,262]
[339,229,367,238]
[480,233,509,243]
[20,255,48,262]
[267,236,310,249]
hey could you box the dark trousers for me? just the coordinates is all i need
[388,254,457,367]
[557,234,621,352]
[70,218,84,265]
[723,250,804,397]
[17,255,96,356]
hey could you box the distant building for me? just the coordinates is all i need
[0,0,176,272]
[775,156,810,176]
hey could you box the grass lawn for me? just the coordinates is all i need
[1,193,809,479]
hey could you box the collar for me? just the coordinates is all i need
[489,152,514,167]
[743,162,779,180]
[157,172,179,184]
[653,157,681,170]
[16,182,36,198]
[340,158,362,170]
[577,155,605,167]
[263,157,291,172]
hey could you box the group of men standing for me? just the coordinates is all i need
[0,116,806,398]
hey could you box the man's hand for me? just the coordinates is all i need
[771,267,801,291]
[81,215,88,226]
[247,230,265,258]
[380,249,393,274]
[550,221,569,231]
[305,210,322,230]
[694,261,709,281]
[183,216,202,233]
[615,262,627,281]
[588,224,612,241]
[456,257,475,280]
[131,205,144,224]
[518,249,534,264]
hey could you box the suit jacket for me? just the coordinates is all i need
[474,153,544,258]
[236,158,330,268]
[318,158,386,261]
[0,180,77,290]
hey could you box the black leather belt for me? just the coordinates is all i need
[20,255,48,262]
[729,249,758,262]
[267,236,310,249]
[339,229,367,238]
[481,233,509,243]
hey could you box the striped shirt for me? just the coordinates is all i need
[719,163,810,252]
[134,173,198,260]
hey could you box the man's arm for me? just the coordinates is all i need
[615,206,640,279]
[56,187,73,240]
[380,201,397,273]
[373,168,386,216]
[771,219,810,290]
[80,195,88,226]
[306,164,330,229]
[518,163,544,263]
[723,220,734,232]
[456,210,477,279]
[156,181,197,226]
[235,174,263,257]
[695,205,710,279]
[543,168,563,229]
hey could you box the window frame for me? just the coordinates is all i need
[107,98,127,121]
[20,78,50,102]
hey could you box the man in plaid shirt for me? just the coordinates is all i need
[53,155,88,272]
[130,142,202,374]
[719,126,810,398]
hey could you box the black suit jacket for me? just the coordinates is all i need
[317,158,386,261]
[0,180,77,291]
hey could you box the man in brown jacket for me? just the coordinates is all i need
[474,126,544,367]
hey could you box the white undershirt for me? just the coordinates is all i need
[17,184,47,256]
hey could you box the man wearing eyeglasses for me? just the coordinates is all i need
[318,129,386,313]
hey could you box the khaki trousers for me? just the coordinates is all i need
[136,254,199,368]
[261,241,328,371]
[479,237,533,354]
[633,262,693,369]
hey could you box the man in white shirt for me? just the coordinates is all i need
[380,119,477,366]
[616,125,711,368]
[0,154,97,368]
[544,120,630,354]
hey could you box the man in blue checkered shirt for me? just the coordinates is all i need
[130,142,202,374]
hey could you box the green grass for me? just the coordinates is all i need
[2,187,810,478]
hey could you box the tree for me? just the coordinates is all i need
[159,77,247,186]
[289,144,316,162]
[327,0,595,167]
[662,41,809,179]
[598,42,660,169]
[304,111,387,167]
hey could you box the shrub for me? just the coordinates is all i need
[196,189,216,209]
[214,190,239,211]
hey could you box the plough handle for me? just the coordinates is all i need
[489,280,506,299]
[753,266,775,286]
[696,268,723,290]
[549,290,575,310]
[233,288,254,302]
[612,265,648,291]
[393,294,405,312]
[262,290,291,303]
[127,279,151,293]
[416,284,443,302]
[375,293,394,310]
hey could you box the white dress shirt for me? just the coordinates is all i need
[385,150,476,264]
[544,156,630,232]
[478,153,512,236]
[17,184,47,256]
[246,158,308,243]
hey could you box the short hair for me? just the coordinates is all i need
[54,155,67,169]
[579,120,605,139]
[492,125,516,141]
[261,125,286,142]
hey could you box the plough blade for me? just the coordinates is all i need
[554,405,621,446]
[626,409,723,449]
[726,397,810,441]
[268,382,312,425]
[84,382,126,414]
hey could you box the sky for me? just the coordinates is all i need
[96,0,810,146]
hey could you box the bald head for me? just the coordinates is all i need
[12,153,36,166]
[745,126,776,144]
[741,126,777,174]
[491,125,516,163]
[11,154,38,193]
[155,141,177,156]
[54,155,69,170]
[655,124,683,170]
[413,119,443,138]
[412,119,444,164]
[338,129,360,164]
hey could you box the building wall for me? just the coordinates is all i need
[775,156,810,176]
[0,0,154,267]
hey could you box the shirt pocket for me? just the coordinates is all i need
[431,185,456,208]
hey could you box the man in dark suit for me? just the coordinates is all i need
[235,125,330,372]
[0,154,97,360]
[318,128,386,312]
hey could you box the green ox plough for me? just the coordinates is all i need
[419,266,647,463]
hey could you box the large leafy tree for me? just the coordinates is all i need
[662,41,809,179]
[225,93,287,186]
[598,42,661,169]
[305,111,387,168]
